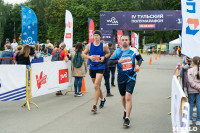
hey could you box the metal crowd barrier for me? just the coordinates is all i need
[0,57,15,64]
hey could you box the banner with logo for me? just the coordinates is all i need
[0,65,26,101]
[21,6,38,45]
[101,30,113,44]
[64,10,73,50]
[100,10,182,30]
[88,18,95,43]
[117,30,123,46]
[31,61,72,98]
[131,32,139,49]
[181,0,200,58]
[171,76,189,133]
[131,32,136,47]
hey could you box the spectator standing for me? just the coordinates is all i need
[71,42,87,97]
[187,56,200,126]
[51,42,69,96]
[108,43,116,87]
[16,44,31,66]
[0,44,13,64]
[13,45,22,64]
[46,39,54,49]
[11,39,18,52]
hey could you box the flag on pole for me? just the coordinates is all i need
[64,10,73,50]
[131,32,139,49]
[181,0,200,58]
[131,32,136,47]
[88,18,95,43]
[21,6,37,45]
[117,30,123,46]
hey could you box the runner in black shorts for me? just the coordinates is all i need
[83,30,110,113]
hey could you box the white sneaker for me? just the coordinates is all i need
[195,121,200,126]
[189,120,193,125]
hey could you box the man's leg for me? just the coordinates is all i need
[123,80,135,127]
[103,67,110,94]
[121,96,126,109]
[125,92,132,118]
[110,67,116,86]
[92,73,103,106]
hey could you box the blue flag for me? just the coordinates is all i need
[21,6,37,45]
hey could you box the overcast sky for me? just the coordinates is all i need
[3,0,28,4]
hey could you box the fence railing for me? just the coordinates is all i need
[0,57,15,64]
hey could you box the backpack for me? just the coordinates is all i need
[52,49,62,61]
[73,52,83,68]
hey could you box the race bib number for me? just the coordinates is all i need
[121,57,132,71]
[93,55,101,62]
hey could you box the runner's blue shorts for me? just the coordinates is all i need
[118,79,136,96]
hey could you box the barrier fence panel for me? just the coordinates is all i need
[31,61,72,98]
[171,75,189,133]
[0,65,26,101]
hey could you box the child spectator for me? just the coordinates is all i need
[40,48,51,57]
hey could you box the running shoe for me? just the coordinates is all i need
[123,118,130,127]
[91,105,97,113]
[99,98,106,109]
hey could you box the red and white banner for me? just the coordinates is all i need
[64,10,73,50]
[31,61,72,98]
[131,32,139,49]
[0,65,26,101]
[117,30,123,46]
[88,18,95,43]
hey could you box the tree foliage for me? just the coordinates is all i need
[0,0,181,49]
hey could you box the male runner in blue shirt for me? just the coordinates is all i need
[108,35,143,127]
[83,30,110,113]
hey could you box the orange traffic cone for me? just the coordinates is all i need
[149,57,152,65]
[159,54,160,58]
[155,55,157,60]
[81,78,88,93]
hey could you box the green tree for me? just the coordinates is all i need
[46,0,67,43]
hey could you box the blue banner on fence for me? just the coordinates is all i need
[21,6,38,45]
[100,10,182,30]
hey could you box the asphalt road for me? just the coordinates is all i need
[0,54,182,133]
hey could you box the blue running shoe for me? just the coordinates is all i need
[91,105,97,113]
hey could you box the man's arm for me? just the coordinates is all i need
[100,44,110,62]
[103,44,110,58]
[134,54,143,72]
[135,54,143,67]
[83,43,96,61]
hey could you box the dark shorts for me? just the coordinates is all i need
[118,79,136,96]
[89,69,105,78]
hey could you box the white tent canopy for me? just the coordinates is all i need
[169,38,180,52]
